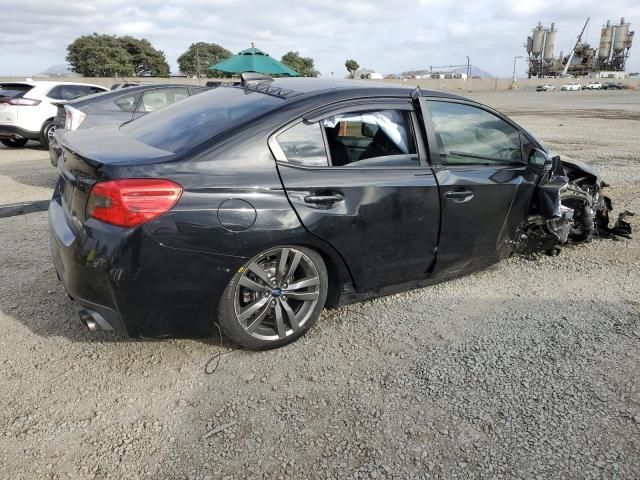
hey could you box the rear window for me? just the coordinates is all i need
[0,84,33,99]
[121,87,283,154]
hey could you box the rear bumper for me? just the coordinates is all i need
[49,198,127,333]
[48,194,246,338]
[0,124,40,140]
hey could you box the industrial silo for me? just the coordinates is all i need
[613,17,630,53]
[599,20,614,60]
[531,23,546,57]
[543,23,557,60]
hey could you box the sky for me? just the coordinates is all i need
[1,0,639,77]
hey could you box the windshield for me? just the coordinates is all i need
[121,87,284,154]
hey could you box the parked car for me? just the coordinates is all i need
[50,77,624,349]
[536,84,556,92]
[602,82,628,90]
[0,81,106,148]
[49,84,209,166]
[561,82,582,91]
[585,82,602,90]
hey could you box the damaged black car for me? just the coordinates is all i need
[49,76,631,349]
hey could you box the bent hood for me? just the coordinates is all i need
[560,158,603,186]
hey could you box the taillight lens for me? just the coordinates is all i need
[87,179,183,228]
[64,105,86,130]
[1,97,41,106]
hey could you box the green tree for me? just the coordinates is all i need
[66,34,135,77]
[177,42,232,78]
[345,59,360,78]
[280,51,319,77]
[119,36,170,76]
[66,34,169,77]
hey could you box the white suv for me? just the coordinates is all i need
[0,81,107,148]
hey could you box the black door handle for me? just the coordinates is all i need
[304,193,344,205]
[444,189,474,202]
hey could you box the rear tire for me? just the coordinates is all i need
[217,246,328,350]
[40,120,55,148]
[1,138,28,148]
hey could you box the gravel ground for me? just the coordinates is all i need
[0,90,639,479]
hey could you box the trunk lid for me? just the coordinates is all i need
[56,126,174,230]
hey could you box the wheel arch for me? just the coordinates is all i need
[240,239,353,308]
[303,242,351,308]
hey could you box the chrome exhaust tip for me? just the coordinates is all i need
[79,310,98,332]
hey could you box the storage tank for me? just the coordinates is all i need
[526,36,533,54]
[543,23,557,60]
[599,20,614,59]
[531,23,545,57]
[613,17,630,52]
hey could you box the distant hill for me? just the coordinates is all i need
[38,64,79,77]
[399,65,495,78]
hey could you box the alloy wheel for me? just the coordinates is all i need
[46,125,56,143]
[233,247,321,341]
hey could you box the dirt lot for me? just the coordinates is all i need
[1,90,639,480]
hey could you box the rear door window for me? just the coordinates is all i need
[276,122,329,167]
[137,88,189,113]
[114,93,140,112]
[427,101,523,165]
[274,108,421,168]
[321,110,418,167]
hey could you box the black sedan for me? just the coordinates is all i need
[49,76,618,349]
[49,84,209,166]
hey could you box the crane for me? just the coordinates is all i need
[563,17,590,76]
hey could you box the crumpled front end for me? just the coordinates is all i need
[516,155,633,256]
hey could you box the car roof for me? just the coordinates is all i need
[234,77,470,102]
[2,80,106,88]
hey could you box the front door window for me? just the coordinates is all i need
[427,101,523,165]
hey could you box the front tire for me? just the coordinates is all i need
[217,246,328,350]
[1,138,28,148]
[40,120,55,148]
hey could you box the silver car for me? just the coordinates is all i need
[49,84,209,166]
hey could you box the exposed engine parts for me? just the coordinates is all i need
[516,155,633,256]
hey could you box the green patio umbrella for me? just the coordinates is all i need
[209,46,300,76]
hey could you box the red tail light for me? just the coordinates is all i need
[0,97,41,106]
[87,179,183,228]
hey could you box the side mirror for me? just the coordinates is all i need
[529,149,553,170]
